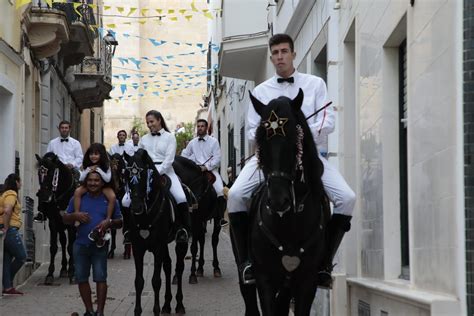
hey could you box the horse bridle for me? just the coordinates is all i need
[39,163,75,204]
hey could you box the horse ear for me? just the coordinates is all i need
[123,152,130,160]
[249,91,265,116]
[35,154,42,162]
[292,88,304,110]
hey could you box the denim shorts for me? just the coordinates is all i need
[73,243,108,283]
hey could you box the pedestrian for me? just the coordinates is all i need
[34,120,83,222]
[139,110,191,243]
[1,173,27,295]
[227,33,356,287]
[109,130,134,156]
[181,119,227,226]
[63,171,123,316]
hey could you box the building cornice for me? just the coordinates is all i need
[0,39,24,66]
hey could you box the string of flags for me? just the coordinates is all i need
[111,87,206,102]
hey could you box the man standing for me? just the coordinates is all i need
[181,119,227,226]
[109,130,134,156]
[34,120,83,222]
[227,34,356,288]
[63,171,122,316]
[127,131,140,152]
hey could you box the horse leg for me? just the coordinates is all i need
[59,228,68,278]
[174,241,188,315]
[132,245,146,316]
[196,229,205,277]
[151,249,164,316]
[256,277,277,316]
[45,223,58,285]
[161,246,172,315]
[108,228,116,259]
[212,217,222,277]
[189,234,198,284]
[66,226,76,284]
[293,279,317,316]
[239,284,261,316]
[275,287,291,316]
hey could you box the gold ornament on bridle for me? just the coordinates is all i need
[262,110,289,139]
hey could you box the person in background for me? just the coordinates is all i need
[1,174,27,295]
[109,130,134,156]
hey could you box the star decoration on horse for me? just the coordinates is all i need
[262,110,289,139]
[126,162,143,184]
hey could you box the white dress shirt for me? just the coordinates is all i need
[46,136,83,169]
[247,70,334,147]
[79,167,112,183]
[126,139,140,152]
[181,135,221,171]
[139,128,176,175]
[109,142,135,156]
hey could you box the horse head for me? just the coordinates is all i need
[35,152,69,204]
[110,153,127,197]
[123,149,159,216]
[251,88,305,217]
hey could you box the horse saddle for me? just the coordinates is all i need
[182,183,198,211]
[159,174,172,191]
[203,171,216,184]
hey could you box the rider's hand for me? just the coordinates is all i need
[200,166,208,172]
[97,219,111,231]
[75,212,91,224]
[66,164,74,169]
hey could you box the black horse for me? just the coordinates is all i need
[173,155,224,284]
[123,149,188,316]
[241,89,329,315]
[108,153,132,259]
[35,152,77,285]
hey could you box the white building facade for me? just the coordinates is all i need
[211,0,467,314]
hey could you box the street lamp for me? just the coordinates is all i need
[103,31,118,56]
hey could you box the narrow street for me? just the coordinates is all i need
[0,224,246,315]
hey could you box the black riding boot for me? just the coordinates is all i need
[229,212,255,284]
[217,196,228,227]
[317,214,352,289]
[175,202,191,243]
[33,212,46,223]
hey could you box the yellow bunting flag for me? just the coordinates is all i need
[138,20,146,25]
[168,9,175,14]
[16,0,31,9]
[106,24,117,28]
[191,1,198,12]
[127,7,137,16]
[140,8,148,16]
[104,5,111,10]
[73,2,83,19]
[156,8,163,14]
[117,7,124,14]
[179,9,187,15]
[184,15,193,21]
[169,16,178,21]
[203,11,214,19]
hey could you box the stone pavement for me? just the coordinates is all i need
[0,223,247,316]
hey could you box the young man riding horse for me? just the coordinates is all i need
[228,33,356,289]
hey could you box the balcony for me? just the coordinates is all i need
[22,2,70,59]
[70,42,112,111]
[56,2,96,68]
[219,0,269,81]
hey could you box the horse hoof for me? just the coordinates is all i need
[214,268,222,278]
[161,305,171,315]
[175,306,186,315]
[196,268,204,277]
[44,275,54,285]
[189,275,198,284]
[108,251,115,259]
[172,275,178,285]
[69,277,76,285]
[59,269,68,278]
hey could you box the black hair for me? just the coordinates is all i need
[196,119,208,127]
[146,110,170,132]
[83,143,110,172]
[117,130,127,137]
[2,173,20,193]
[58,120,71,128]
[269,33,295,52]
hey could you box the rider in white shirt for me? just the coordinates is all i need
[181,119,228,227]
[34,120,84,222]
[109,130,135,156]
[139,110,191,243]
[126,132,140,152]
[228,34,356,287]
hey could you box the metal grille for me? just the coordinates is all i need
[23,196,35,263]
[358,300,370,316]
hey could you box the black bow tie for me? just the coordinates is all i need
[60,138,69,142]
[151,132,161,136]
[198,137,205,141]
[277,77,294,84]
[119,143,124,146]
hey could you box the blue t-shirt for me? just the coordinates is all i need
[67,193,122,245]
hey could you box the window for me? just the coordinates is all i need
[399,40,409,279]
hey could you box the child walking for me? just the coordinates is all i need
[74,143,116,235]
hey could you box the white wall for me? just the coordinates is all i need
[0,74,16,180]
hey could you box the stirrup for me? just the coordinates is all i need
[241,263,256,285]
[175,228,189,243]
[33,213,46,223]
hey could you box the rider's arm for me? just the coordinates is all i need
[207,139,221,170]
[307,78,335,146]
[180,141,193,159]
[158,135,177,174]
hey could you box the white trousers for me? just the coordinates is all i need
[211,169,224,197]
[228,155,355,216]
[165,168,187,204]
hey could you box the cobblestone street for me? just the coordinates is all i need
[0,224,247,316]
